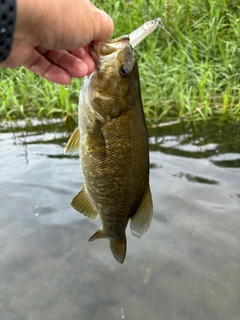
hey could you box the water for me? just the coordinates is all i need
[0,119,239,320]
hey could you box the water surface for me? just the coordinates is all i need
[0,119,239,320]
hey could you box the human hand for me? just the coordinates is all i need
[0,0,114,84]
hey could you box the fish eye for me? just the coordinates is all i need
[119,65,131,78]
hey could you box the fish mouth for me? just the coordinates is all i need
[89,36,130,69]
[88,42,100,65]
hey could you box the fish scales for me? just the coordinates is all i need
[65,34,153,263]
[82,97,148,236]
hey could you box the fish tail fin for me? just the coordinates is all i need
[109,236,127,264]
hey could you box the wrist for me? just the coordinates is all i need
[0,0,16,62]
[14,0,47,48]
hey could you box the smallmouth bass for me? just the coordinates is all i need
[65,23,157,263]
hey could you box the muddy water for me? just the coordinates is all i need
[0,119,239,320]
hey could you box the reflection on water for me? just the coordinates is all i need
[0,119,239,320]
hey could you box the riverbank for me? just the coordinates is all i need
[0,0,239,122]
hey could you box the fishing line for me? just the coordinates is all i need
[157,18,239,90]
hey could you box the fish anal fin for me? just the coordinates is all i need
[89,229,126,264]
[88,228,106,241]
[130,184,153,238]
[71,186,98,219]
[64,127,80,154]
[110,237,127,264]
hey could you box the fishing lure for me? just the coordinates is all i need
[129,17,161,48]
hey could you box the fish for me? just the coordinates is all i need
[65,19,159,263]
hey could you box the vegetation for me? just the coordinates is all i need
[0,0,239,122]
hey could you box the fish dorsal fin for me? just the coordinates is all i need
[130,184,153,238]
[64,127,80,154]
[71,186,98,219]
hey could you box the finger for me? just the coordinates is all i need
[92,9,114,42]
[23,48,93,84]
[35,47,95,78]
[22,49,73,84]
[69,47,95,75]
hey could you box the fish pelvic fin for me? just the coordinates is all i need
[110,237,127,264]
[89,229,127,264]
[71,185,98,219]
[64,127,80,154]
[130,184,153,238]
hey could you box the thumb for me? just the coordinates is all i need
[90,8,114,42]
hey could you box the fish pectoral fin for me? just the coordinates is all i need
[64,127,80,154]
[71,186,98,219]
[110,237,126,264]
[130,184,153,238]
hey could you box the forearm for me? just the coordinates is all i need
[0,0,45,65]
[14,0,45,47]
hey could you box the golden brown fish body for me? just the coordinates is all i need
[65,36,153,263]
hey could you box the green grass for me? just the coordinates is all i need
[0,0,240,123]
